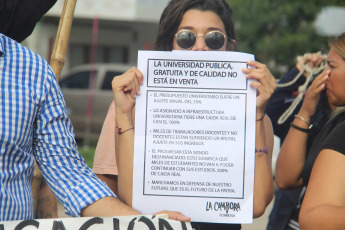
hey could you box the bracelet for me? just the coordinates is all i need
[290,122,309,133]
[116,126,134,134]
[255,147,268,156]
[256,113,265,121]
[294,114,313,129]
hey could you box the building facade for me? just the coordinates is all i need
[25,0,169,76]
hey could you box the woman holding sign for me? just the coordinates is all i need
[96,0,276,229]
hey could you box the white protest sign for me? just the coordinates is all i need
[0,215,192,230]
[133,51,256,224]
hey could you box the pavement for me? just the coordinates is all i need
[57,196,273,229]
[242,198,273,230]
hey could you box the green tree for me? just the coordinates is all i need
[228,0,345,77]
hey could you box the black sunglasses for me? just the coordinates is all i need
[175,29,227,50]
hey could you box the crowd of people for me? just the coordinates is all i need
[1,0,344,229]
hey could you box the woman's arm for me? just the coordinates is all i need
[253,115,274,217]
[299,149,345,230]
[115,112,135,206]
[243,61,276,217]
[112,67,143,207]
[275,69,330,189]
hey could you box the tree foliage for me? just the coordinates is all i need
[227,0,345,77]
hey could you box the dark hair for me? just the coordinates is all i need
[153,0,237,51]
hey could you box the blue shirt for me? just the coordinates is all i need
[0,33,115,221]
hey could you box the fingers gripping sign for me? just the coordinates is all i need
[242,61,277,114]
[112,67,144,117]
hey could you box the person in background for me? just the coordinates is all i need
[95,0,276,229]
[0,32,190,222]
[298,33,345,230]
[275,33,345,230]
[265,52,327,230]
[93,101,119,195]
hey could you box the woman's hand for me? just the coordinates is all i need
[299,68,330,118]
[243,61,276,117]
[112,67,143,118]
[296,52,324,77]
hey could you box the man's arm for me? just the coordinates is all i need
[81,196,141,217]
[36,67,190,221]
[35,179,58,218]
[81,196,191,222]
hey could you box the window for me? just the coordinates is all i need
[70,44,128,68]
[60,71,97,89]
[101,71,124,90]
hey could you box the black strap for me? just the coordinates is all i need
[290,122,309,133]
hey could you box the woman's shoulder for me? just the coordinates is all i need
[322,120,345,155]
[328,119,345,137]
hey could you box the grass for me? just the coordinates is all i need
[76,137,99,168]
[79,146,96,168]
[77,137,99,168]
